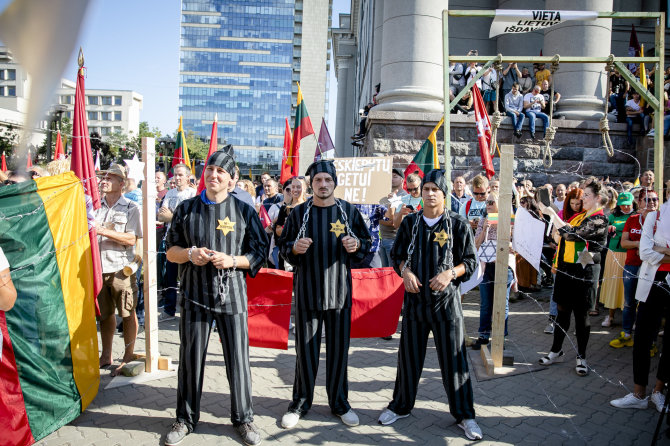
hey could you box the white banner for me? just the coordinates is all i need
[511,207,545,272]
[332,157,393,204]
[489,9,598,38]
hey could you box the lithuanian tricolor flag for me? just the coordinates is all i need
[0,172,99,446]
[289,83,315,172]
[404,117,443,184]
[172,116,191,169]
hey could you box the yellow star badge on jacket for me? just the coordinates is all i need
[434,229,449,247]
[217,217,236,236]
[330,219,346,237]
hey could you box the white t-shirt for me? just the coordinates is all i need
[553,197,565,211]
[481,69,498,91]
[625,99,641,112]
[0,247,8,271]
[524,93,544,112]
[161,187,196,213]
[423,215,442,227]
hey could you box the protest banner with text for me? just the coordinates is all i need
[333,157,392,204]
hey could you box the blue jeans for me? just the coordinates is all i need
[379,238,394,268]
[525,110,549,136]
[626,114,644,143]
[622,264,640,335]
[164,259,178,316]
[271,246,279,269]
[664,114,670,135]
[478,263,513,339]
[549,273,558,316]
[506,111,525,132]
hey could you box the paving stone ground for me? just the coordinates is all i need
[41,287,666,445]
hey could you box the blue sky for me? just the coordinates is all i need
[1,0,350,136]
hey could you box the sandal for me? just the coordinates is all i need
[575,358,588,376]
[539,350,564,365]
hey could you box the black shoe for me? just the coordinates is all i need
[381,336,393,341]
[237,422,262,446]
[470,337,489,350]
[117,321,123,333]
[165,421,189,446]
[531,133,536,140]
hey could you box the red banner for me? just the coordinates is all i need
[472,85,496,179]
[351,268,404,338]
[246,268,293,350]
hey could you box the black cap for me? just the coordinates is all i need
[206,148,235,175]
[392,168,403,177]
[422,169,448,196]
[306,160,337,186]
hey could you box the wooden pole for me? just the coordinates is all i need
[654,13,665,202]
[490,144,514,369]
[142,137,159,373]
[442,9,451,209]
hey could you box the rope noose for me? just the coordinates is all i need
[489,54,505,156]
[542,54,560,168]
[599,55,615,158]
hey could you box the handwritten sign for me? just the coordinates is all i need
[489,9,597,38]
[511,206,545,271]
[333,157,392,204]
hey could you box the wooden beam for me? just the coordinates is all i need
[613,61,660,111]
[490,144,514,369]
[442,9,451,210]
[449,58,498,110]
[142,137,159,373]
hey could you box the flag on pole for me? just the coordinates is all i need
[248,167,253,179]
[172,116,191,168]
[403,117,443,184]
[94,150,100,171]
[289,83,314,172]
[472,85,496,179]
[1,151,6,172]
[628,24,641,72]
[639,44,648,108]
[197,115,218,194]
[315,118,335,161]
[69,51,103,311]
[280,117,294,184]
[54,130,65,161]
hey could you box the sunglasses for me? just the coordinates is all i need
[473,192,487,196]
[407,187,420,193]
[644,198,659,203]
[486,200,496,205]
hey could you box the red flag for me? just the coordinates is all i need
[70,60,102,312]
[197,116,218,194]
[289,83,314,175]
[279,117,294,184]
[258,204,272,229]
[53,131,65,161]
[26,149,33,169]
[472,85,496,179]
[1,152,6,172]
[246,269,294,349]
[350,268,404,338]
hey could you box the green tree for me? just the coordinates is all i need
[0,124,20,155]
[184,130,209,162]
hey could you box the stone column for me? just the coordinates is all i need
[375,0,448,112]
[371,0,384,91]
[544,0,613,120]
[496,0,545,58]
[335,55,352,157]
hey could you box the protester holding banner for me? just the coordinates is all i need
[379,169,481,441]
[538,181,608,376]
[278,160,371,429]
[164,148,268,446]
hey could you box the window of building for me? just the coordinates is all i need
[0,86,4,96]
[88,111,98,121]
[7,86,15,96]
[114,111,122,121]
[113,126,122,133]
[101,96,112,105]
[66,111,72,119]
[7,69,15,81]
[87,96,99,105]
[60,95,71,104]
[114,96,122,105]
[0,70,4,80]
[100,127,110,136]
[101,111,111,121]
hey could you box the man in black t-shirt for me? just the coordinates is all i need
[539,80,560,115]
[609,71,629,123]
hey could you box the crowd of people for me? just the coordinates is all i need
[1,147,669,444]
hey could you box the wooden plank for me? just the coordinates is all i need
[142,137,159,373]
[613,61,660,111]
[449,58,498,110]
[491,144,514,369]
[481,345,495,377]
[442,10,451,209]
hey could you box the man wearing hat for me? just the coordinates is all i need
[278,160,372,429]
[377,169,482,441]
[95,164,143,377]
[164,149,268,446]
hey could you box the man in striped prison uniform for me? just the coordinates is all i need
[278,160,372,429]
[378,169,483,441]
[164,148,268,446]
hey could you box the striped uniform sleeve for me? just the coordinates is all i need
[242,205,269,278]
[450,212,477,284]
[348,204,372,262]
[390,214,413,276]
[279,203,302,265]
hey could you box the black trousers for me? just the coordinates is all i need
[388,315,475,422]
[552,265,594,359]
[288,308,351,416]
[633,271,670,387]
[176,309,253,430]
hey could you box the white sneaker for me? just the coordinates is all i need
[601,315,612,327]
[338,409,359,427]
[458,418,483,440]
[280,411,300,429]
[651,391,666,413]
[544,323,554,334]
[378,408,409,425]
[158,311,175,322]
[610,393,649,409]
[647,129,655,136]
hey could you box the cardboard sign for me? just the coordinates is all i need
[489,9,597,38]
[333,157,392,204]
[512,206,545,272]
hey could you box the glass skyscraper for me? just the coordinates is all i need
[179,0,296,176]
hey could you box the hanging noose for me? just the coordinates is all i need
[599,55,615,157]
[542,54,561,168]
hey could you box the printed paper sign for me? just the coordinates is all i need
[489,9,597,38]
[512,206,545,272]
[332,157,392,204]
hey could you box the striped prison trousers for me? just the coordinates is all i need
[387,315,475,422]
[288,308,351,416]
[176,309,253,430]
